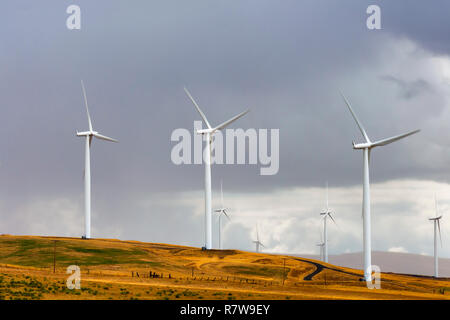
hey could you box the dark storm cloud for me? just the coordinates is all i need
[380,0,450,55]
[379,75,432,99]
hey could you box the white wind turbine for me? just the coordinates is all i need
[77,80,118,239]
[184,87,249,250]
[429,195,443,278]
[341,92,420,281]
[320,181,337,263]
[253,223,265,253]
[214,180,231,250]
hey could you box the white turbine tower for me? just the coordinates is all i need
[253,223,265,253]
[320,182,337,263]
[429,195,443,278]
[184,87,249,250]
[77,80,118,239]
[341,92,420,281]
[214,180,231,250]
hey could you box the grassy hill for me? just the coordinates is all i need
[0,235,449,300]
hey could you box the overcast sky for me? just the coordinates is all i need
[1,1,450,268]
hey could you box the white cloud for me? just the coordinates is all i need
[388,246,408,253]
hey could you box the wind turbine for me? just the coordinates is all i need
[429,195,443,278]
[76,80,118,239]
[320,182,337,263]
[184,87,249,250]
[341,92,420,281]
[214,180,231,250]
[253,223,265,253]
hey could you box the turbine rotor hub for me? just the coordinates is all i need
[353,142,372,149]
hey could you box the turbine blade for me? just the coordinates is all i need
[340,91,370,143]
[326,181,329,211]
[256,223,260,242]
[435,194,439,218]
[221,180,224,209]
[183,87,212,129]
[438,219,443,248]
[328,212,337,226]
[89,135,93,148]
[370,129,420,148]
[213,109,249,132]
[223,210,231,221]
[93,133,118,143]
[81,80,93,132]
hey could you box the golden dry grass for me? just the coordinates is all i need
[0,234,449,300]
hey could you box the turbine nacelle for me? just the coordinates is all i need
[429,216,443,221]
[196,128,215,135]
[353,142,372,149]
[76,130,118,143]
[76,130,98,137]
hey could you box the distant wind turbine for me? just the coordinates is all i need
[430,195,443,278]
[77,80,118,239]
[320,182,337,263]
[253,223,265,253]
[214,180,231,250]
[341,91,420,281]
[184,87,249,250]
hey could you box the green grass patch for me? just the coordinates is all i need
[0,238,157,267]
